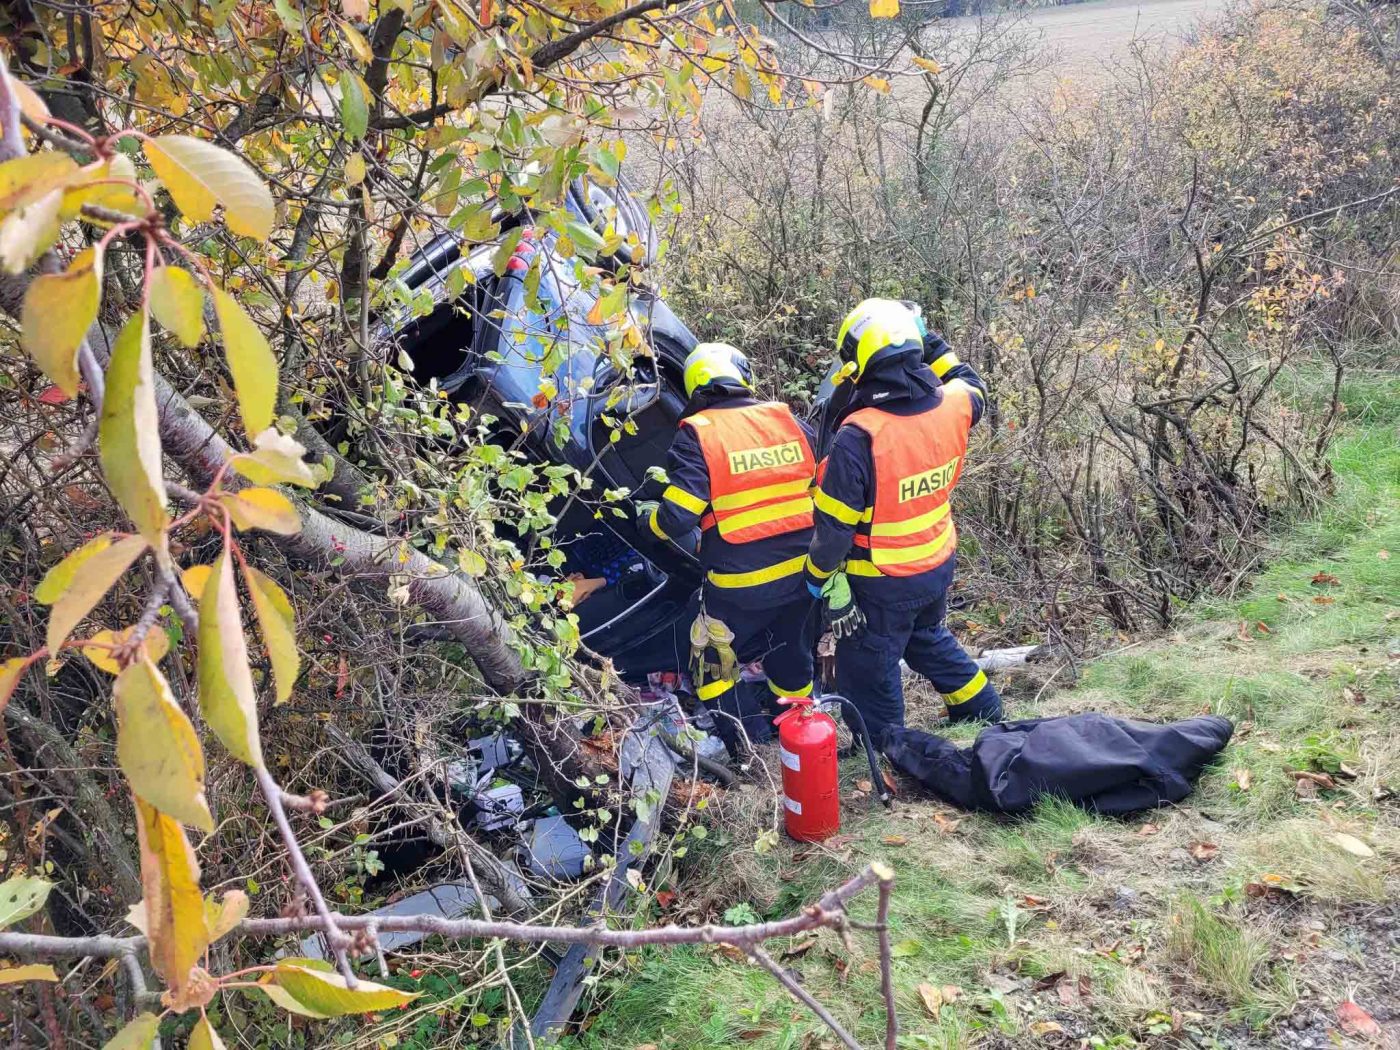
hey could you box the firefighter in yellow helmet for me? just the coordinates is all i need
[641,342,818,756]
[805,299,1002,739]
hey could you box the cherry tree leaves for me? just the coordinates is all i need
[142,135,274,240]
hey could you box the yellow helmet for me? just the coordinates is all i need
[836,298,923,379]
[682,342,752,398]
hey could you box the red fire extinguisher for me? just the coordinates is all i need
[774,697,840,842]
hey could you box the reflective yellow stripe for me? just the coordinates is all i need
[663,485,707,514]
[944,669,988,706]
[707,554,807,589]
[813,487,865,526]
[712,477,811,512]
[768,679,812,698]
[869,502,950,539]
[844,559,882,577]
[871,528,955,569]
[930,352,960,378]
[804,556,836,581]
[719,496,812,536]
[648,511,669,541]
[697,677,735,701]
[945,377,982,402]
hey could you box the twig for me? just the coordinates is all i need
[748,944,861,1050]
[874,862,897,1050]
[252,765,356,985]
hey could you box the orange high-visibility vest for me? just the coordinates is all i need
[682,402,816,544]
[844,385,973,577]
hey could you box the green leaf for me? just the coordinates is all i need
[100,310,169,544]
[37,533,148,652]
[21,247,100,397]
[219,487,302,535]
[230,428,324,488]
[340,72,369,141]
[149,266,205,348]
[211,285,277,436]
[102,1012,160,1050]
[457,548,487,576]
[0,187,62,273]
[272,0,304,31]
[116,658,213,832]
[0,963,58,984]
[891,939,924,958]
[189,1015,226,1050]
[144,135,275,240]
[0,875,51,929]
[262,963,419,1016]
[197,550,263,767]
[242,565,299,704]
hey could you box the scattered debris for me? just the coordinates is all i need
[1336,1000,1382,1040]
[524,816,591,880]
[1187,840,1220,863]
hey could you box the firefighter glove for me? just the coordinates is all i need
[821,572,866,640]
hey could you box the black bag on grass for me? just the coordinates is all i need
[881,713,1233,815]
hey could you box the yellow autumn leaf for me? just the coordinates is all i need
[181,564,213,602]
[863,75,892,93]
[203,888,249,942]
[197,551,263,767]
[211,285,277,436]
[37,533,148,653]
[0,656,29,713]
[117,658,213,832]
[60,155,144,221]
[99,310,169,544]
[20,247,101,397]
[220,487,301,535]
[80,626,171,674]
[340,20,375,65]
[0,963,58,985]
[5,69,50,123]
[344,153,366,187]
[189,1016,227,1050]
[133,798,208,1004]
[262,962,419,1016]
[0,187,62,273]
[0,152,79,211]
[102,1013,160,1050]
[144,135,274,240]
[230,428,323,488]
[912,55,941,75]
[243,565,299,704]
[149,266,205,348]
[870,0,899,16]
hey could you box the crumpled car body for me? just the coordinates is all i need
[380,179,708,679]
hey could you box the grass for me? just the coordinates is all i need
[562,372,1400,1050]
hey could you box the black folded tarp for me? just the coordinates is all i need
[881,713,1233,815]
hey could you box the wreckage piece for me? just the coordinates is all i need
[882,713,1234,814]
[973,644,1048,673]
[294,878,526,959]
[511,718,677,1047]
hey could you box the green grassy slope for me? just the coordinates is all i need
[568,374,1399,1050]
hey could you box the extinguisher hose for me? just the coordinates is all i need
[818,694,894,809]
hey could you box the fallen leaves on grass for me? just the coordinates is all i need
[1378,549,1390,561]
[1187,840,1220,863]
[916,983,962,1016]
[1336,1000,1381,1040]
[932,811,961,834]
[654,890,676,909]
[1313,595,1335,605]
[880,834,908,847]
[1233,768,1252,791]
[1030,1021,1065,1037]
[781,937,817,961]
[1244,873,1298,902]
[1310,571,1340,587]
[855,779,873,793]
[1255,621,1272,635]
[1138,822,1161,836]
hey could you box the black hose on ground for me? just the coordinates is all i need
[816,693,894,808]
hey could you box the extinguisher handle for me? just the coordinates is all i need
[772,695,814,726]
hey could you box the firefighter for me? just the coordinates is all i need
[804,299,1002,739]
[640,342,818,754]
